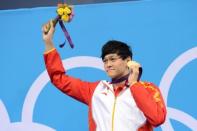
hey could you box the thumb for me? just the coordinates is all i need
[48,20,55,34]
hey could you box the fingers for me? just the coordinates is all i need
[48,20,54,34]
[42,23,49,34]
[42,20,55,43]
[42,20,54,34]
[127,61,141,69]
[50,20,54,29]
[128,61,142,84]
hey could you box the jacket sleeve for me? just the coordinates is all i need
[130,81,167,127]
[44,49,99,105]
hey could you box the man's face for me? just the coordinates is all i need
[103,53,130,79]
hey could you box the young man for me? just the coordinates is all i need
[42,21,166,131]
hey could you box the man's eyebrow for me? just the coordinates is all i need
[104,55,118,58]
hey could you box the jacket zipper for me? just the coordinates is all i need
[112,96,117,131]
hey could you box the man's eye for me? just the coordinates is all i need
[110,58,115,61]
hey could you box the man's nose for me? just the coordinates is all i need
[105,61,113,67]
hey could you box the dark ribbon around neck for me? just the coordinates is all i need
[110,67,143,85]
[111,73,130,84]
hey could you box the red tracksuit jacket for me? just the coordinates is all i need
[44,49,166,131]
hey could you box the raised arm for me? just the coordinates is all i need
[42,21,99,105]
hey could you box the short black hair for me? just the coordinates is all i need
[101,40,133,60]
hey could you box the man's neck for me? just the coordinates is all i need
[111,73,130,90]
[113,81,126,90]
[111,73,130,83]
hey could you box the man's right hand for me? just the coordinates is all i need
[42,20,55,52]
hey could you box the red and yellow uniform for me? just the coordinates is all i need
[44,49,166,131]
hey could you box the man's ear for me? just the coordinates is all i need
[126,57,132,62]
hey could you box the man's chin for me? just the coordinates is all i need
[107,73,116,79]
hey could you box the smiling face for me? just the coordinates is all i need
[101,40,133,79]
[103,53,130,79]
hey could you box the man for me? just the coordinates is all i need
[42,21,166,131]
